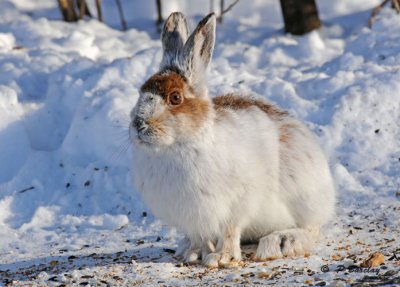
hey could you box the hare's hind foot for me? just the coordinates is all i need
[254,227,319,261]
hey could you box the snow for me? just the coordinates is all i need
[0,0,399,286]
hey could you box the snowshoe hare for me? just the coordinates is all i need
[130,12,335,267]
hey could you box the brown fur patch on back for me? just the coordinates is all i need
[279,122,297,144]
[213,94,298,144]
[213,94,288,120]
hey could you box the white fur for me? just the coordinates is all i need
[130,13,336,266]
[131,106,335,264]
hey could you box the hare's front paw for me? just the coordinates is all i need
[203,226,242,268]
[175,237,199,262]
[176,237,215,263]
[254,228,316,260]
[175,236,190,258]
[203,250,241,268]
[183,248,201,263]
[176,237,201,263]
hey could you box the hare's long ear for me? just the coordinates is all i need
[181,13,216,97]
[160,12,189,69]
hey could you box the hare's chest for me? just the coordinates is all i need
[132,150,229,237]
[133,152,200,196]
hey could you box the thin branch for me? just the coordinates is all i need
[220,0,239,16]
[115,0,128,30]
[369,0,391,27]
[96,0,103,22]
[218,0,225,23]
[18,186,35,194]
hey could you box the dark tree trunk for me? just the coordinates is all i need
[77,0,91,19]
[58,0,78,22]
[58,0,91,22]
[280,0,321,35]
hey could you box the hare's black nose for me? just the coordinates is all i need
[133,116,148,133]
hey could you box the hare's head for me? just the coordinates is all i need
[130,13,216,148]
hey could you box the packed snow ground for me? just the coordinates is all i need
[0,0,400,286]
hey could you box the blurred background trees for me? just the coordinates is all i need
[56,0,242,31]
[57,0,95,22]
[56,0,400,35]
[56,0,321,35]
[57,0,322,35]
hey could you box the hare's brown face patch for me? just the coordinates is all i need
[134,70,210,147]
[140,71,209,126]
[169,97,209,129]
[140,72,187,103]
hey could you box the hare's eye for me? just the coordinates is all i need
[169,92,183,106]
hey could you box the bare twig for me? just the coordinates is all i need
[115,0,128,30]
[218,0,225,23]
[96,0,103,22]
[369,0,391,27]
[220,0,239,16]
[18,186,35,194]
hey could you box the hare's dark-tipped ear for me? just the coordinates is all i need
[184,13,216,69]
[160,12,189,68]
[181,13,216,94]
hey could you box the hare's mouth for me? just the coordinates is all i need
[135,128,158,147]
[137,139,152,147]
[131,123,173,148]
[137,131,152,143]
